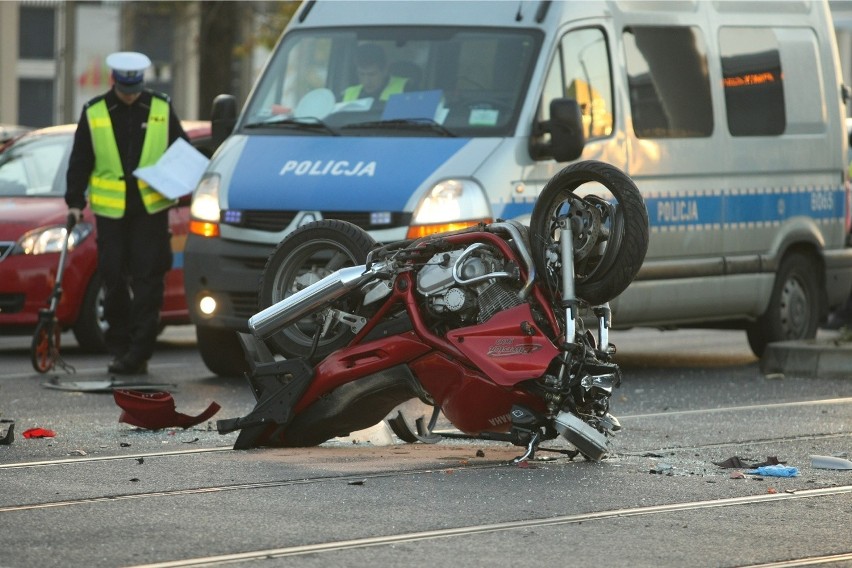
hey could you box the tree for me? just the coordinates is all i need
[198,1,300,116]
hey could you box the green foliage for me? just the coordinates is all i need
[234,2,301,57]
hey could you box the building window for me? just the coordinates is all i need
[19,6,55,60]
[18,79,55,128]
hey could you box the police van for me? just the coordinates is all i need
[184,0,852,376]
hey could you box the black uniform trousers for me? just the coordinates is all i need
[95,210,172,363]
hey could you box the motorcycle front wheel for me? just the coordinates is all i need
[257,219,377,361]
[530,160,649,306]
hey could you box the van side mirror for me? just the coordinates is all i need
[548,98,585,162]
[211,94,238,150]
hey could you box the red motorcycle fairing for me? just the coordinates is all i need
[445,303,559,387]
[409,352,548,434]
[294,330,431,413]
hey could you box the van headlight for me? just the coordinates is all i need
[407,179,492,238]
[189,173,222,237]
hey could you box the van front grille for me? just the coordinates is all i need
[224,210,412,233]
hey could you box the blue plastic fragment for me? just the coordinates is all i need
[747,465,799,477]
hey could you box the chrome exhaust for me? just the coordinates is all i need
[249,264,375,340]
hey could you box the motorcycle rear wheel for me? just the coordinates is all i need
[258,219,377,361]
[529,160,649,306]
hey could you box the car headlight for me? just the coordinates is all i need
[189,173,222,237]
[407,179,492,238]
[16,222,93,255]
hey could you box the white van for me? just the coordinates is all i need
[184,0,852,376]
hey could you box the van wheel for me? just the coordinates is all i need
[72,272,107,353]
[530,160,650,306]
[258,220,376,362]
[746,253,821,357]
[196,325,249,377]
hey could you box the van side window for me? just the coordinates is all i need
[623,26,713,139]
[719,28,785,137]
[541,27,613,141]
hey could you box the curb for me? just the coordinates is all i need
[760,336,852,378]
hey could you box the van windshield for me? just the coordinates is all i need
[242,27,543,137]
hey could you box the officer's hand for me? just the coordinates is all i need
[68,207,82,226]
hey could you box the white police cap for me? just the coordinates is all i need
[106,51,151,94]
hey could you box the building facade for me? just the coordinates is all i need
[0,1,274,127]
[3,1,852,129]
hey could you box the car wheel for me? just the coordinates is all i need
[746,252,821,357]
[72,272,107,353]
[196,324,249,377]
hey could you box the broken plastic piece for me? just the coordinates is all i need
[0,419,14,445]
[714,456,784,469]
[23,427,56,438]
[747,465,799,477]
[810,455,852,470]
[113,390,221,430]
[714,456,751,468]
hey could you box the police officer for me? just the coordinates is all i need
[342,44,408,103]
[65,51,188,375]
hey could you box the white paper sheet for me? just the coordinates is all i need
[133,138,210,199]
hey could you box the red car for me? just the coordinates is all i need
[0,121,214,351]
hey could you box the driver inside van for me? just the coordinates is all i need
[343,44,408,103]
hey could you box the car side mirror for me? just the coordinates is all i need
[211,94,237,150]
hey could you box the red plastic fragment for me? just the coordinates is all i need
[23,427,56,438]
[112,390,221,430]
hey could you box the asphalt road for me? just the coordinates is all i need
[1,326,851,568]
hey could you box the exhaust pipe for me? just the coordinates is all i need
[249,264,374,340]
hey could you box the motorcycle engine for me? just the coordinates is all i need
[415,245,522,325]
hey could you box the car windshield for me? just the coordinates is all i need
[242,26,543,137]
[0,133,71,197]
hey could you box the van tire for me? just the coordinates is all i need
[72,272,107,353]
[746,252,821,358]
[258,220,377,362]
[196,325,249,377]
[530,160,649,306]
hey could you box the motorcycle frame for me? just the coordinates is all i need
[289,229,568,434]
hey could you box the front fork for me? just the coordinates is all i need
[559,218,611,351]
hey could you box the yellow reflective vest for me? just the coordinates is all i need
[85,95,175,218]
[343,76,408,102]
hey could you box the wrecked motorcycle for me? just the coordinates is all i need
[218,160,649,461]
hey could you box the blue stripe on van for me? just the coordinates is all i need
[645,186,844,229]
[495,185,844,229]
[227,136,470,211]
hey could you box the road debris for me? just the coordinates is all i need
[113,390,220,430]
[0,419,14,445]
[810,455,852,470]
[747,465,799,477]
[714,456,785,469]
[22,427,56,438]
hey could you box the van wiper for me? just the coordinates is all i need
[244,116,339,136]
[341,119,456,137]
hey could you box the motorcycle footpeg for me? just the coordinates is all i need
[554,411,609,462]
